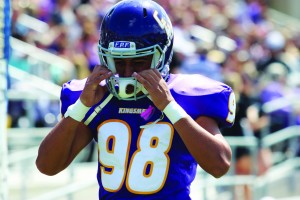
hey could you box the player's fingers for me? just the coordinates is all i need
[132,72,152,89]
[139,72,155,86]
[153,69,162,78]
[91,65,111,76]
[149,69,164,84]
[86,68,112,90]
[138,69,160,85]
[88,65,112,82]
[95,71,113,81]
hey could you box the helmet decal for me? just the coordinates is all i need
[153,10,173,41]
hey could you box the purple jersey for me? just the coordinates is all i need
[60,73,235,199]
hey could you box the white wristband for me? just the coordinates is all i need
[163,101,188,124]
[64,98,91,122]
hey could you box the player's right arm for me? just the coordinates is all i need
[36,65,112,176]
[36,118,93,175]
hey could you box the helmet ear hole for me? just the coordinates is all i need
[108,8,115,17]
[143,8,147,18]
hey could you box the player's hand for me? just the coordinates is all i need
[133,69,174,111]
[80,65,112,107]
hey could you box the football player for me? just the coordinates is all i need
[36,0,236,199]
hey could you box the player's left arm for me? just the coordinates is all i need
[173,115,231,178]
[134,69,232,178]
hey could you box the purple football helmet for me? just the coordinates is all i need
[98,0,174,100]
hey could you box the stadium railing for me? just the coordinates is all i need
[8,66,62,128]
[197,125,300,200]
[267,8,300,33]
[9,37,76,84]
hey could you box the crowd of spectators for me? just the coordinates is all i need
[8,0,300,199]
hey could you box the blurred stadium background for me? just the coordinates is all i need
[2,0,300,199]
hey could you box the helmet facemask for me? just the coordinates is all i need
[98,41,168,101]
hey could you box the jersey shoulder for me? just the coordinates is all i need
[168,73,230,96]
[167,74,235,128]
[60,78,87,115]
